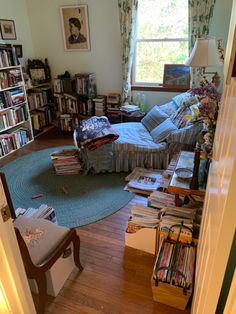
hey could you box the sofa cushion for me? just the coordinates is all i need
[172,92,197,108]
[159,101,178,117]
[150,118,178,143]
[141,105,169,132]
[14,216,70,265]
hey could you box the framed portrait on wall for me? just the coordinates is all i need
[0,19,17,40]
[60,5,90,51]
[163,64,190,89]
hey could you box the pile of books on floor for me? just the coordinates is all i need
[93,95,107,116]
[124,167,163,195]
[125,203,160,254]
[15,204,57,223]
[50,149,81,175]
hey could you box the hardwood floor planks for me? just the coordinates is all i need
[1,128,191,314]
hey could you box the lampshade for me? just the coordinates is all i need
[185,38,222,67]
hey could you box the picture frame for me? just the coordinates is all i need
[0,19,17,40]
[163,64,190,89]
[13,44,23,58]
[60,5,90,51]
[27,59,51,85]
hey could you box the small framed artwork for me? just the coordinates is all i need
[27,59,51,85]
[163,64,190,89]
[13,45,23,58]
[60,5,90,51]
[0,19,17,40]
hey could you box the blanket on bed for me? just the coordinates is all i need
[74,116,119,150]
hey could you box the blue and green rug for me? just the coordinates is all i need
[1,146,134,228]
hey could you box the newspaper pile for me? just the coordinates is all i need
[124,167,163,195]
[15,204,57,223]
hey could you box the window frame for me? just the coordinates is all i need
[131,2,189,92]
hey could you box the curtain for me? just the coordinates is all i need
[189,0,216,86]
[118,0,138,103]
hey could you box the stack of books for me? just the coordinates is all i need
[15,204,57,223]
[120,103,140,114]
[106,93,121,123]
[93,95,107,116]
[50,149,81,175]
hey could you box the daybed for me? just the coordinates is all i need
[74,92,203,173]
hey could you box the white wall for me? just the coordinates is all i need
[0,0,34,67]
[25,0,122,95]
[0,0,233,106]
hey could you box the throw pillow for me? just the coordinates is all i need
[172,92,197,108]
[150,118,178,143]
[141,105,169,132]
[171,105,192,128]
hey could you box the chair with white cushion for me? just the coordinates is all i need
[13,215,83,314]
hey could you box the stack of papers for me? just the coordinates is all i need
[15,204,57,223]
[124,167,163,195]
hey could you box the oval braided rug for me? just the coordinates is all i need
[1,146,134,228]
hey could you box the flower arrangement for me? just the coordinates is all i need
[188,80,221,153]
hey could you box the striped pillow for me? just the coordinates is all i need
[150,118,178,143]
[141,105,169,132]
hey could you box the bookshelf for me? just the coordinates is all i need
[0,44,33,159]
[53,76,80,132]
[26,82,56,137]
[75,73,97,119]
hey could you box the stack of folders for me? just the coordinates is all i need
[50,149,81,175]
[153,238,196,290]
[15,204,57,223]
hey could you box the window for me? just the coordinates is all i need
[132,0,189,87]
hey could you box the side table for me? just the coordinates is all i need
[167,151,205,206]
[120,111,146,122]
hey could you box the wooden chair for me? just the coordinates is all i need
[0,172,83,314]
[14,221,83,314]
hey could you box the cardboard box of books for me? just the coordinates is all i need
[125,204,160,255]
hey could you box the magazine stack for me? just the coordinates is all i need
[125,203,160,254]
[50,149,81,175]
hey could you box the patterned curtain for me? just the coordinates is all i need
[189,0,216,86]
[118,0,138,103]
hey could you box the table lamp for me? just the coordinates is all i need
[185,38,222,87]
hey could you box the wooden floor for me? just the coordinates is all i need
[1,128,191,314]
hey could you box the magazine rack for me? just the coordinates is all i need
[151,222,196,310]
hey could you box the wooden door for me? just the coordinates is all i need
[0,177,36,313]
[191,1,236,313]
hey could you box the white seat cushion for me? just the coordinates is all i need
[14,216,70,265]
